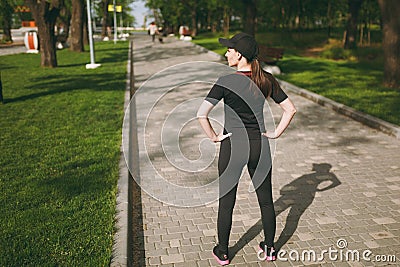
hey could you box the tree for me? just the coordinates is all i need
[242,0,256,35]
[59,3,72,39]
[378,0,400,88]
[98,0,134,36]
[1,0,14,43]
[204,0,217,33]
[70,0,85,51]
[222,4,230,36]
[344,0,363,49]
[25,0,64,67]
[178,0,196,36]
[100,0,110,38]
[146,0,185,32]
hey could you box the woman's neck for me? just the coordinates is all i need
[236,59,251,72]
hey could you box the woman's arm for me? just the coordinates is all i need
[197,100,231,142]
[262,98,296,139]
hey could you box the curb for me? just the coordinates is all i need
[110,42,133,267]
[278,79,400,139]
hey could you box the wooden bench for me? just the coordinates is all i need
[257,45,284,65]
[56,33,68,44]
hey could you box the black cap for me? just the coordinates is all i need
[219,32,258,61]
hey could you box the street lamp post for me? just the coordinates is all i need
[86,0,101,69]
[113,0,118,44]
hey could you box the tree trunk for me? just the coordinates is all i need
[26,0,63,68]
[2,15,13,43]
[344,0,363,49]
[296,0,304,29]
[378,0,400,88]
[223,6,230,37]
[59,6,71,39]
[70,0,84,52]
[327,0,332,38]
[207,10,217,33]
[0,73,3,104]
[191,8,197,37]
[101,0,110,38]
[1,0,13,42]
[83,8,89,46]
[243,0,257,36]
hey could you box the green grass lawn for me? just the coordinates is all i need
[0,41,128,266]
[193,31,400,126]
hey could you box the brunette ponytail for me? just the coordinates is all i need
[250,59,273,98]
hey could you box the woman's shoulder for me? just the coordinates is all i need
[217,72,250,84]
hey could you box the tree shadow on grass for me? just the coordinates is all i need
[229,163,341,261]
[58,63,87,68]
[99,50,129,64]
[4,72,126,104]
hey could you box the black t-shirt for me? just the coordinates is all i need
[205,71,287,139]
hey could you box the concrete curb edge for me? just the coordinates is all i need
[278,79,400,139]
[110,42,132,267]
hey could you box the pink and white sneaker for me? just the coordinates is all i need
[258,241,276,261]
[212,245,230,265]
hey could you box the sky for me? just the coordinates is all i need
[129,0,150,28]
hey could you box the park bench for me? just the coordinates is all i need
[56,33,68,49]
[179,26,192,36]
[257,44,284,65]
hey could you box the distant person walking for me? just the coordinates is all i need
[148,21,158,43]
[197,32,296,265]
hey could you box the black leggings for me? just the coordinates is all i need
[217,138,276,252]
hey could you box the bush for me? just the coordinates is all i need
[320,47,355,60]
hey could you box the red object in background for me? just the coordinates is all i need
[21,21,36,27]
[24,31,39,53]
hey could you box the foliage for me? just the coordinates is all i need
[0,40,128,266]
[144,0,382,34]
[320,46,355,60]
[0,0,15,42]
[94,0,136,27]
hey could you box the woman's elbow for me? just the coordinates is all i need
[196,112,208,120]
[290,107,297,116]
[281,98,296,116]
[285,105,296,116]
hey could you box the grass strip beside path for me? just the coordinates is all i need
[193,33,400,126]
[0,41,128,266]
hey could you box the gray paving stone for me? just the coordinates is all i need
[147,256,161,266]
[160,253,184,264]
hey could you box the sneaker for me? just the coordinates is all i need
[258,241,276,261]
[212,245,230,265]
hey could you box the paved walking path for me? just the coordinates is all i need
[0,43,26,56]
[128,34,400,267]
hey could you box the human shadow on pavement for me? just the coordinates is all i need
[229,163,341,260]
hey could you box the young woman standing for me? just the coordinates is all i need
[197,33,296,265]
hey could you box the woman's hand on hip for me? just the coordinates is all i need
[262,131,277,139]
[212,132,232,142]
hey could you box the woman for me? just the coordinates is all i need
[197,32,296,265]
